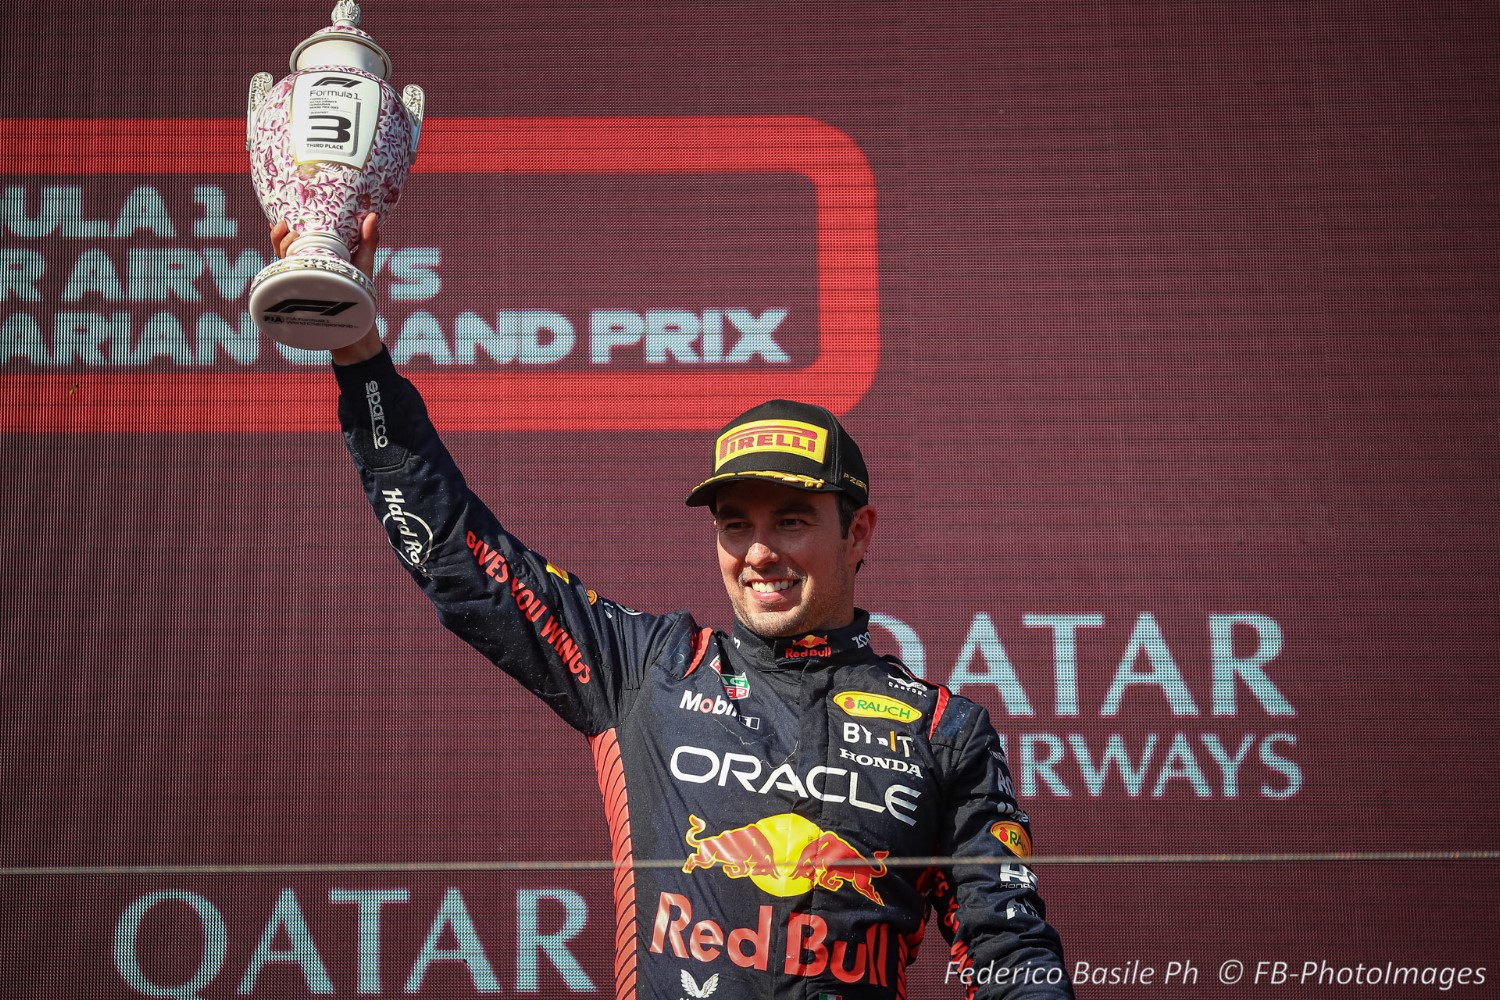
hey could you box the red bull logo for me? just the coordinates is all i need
[791,831,890,905]
[683,816,779,879]
[784,634,831,659]
[682,813,889,904]
[650,892,893,987]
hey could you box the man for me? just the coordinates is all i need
[275,217,1073,998]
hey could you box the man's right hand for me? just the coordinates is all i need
[269,213,385,365]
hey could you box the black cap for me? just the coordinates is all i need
[684,399,870,507]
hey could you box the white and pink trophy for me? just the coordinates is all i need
[246,0,424,349]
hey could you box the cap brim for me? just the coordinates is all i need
[684,469,841,507]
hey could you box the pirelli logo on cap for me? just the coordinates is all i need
[715,419,827,470]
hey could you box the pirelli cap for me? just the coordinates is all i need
[684,399,870,507]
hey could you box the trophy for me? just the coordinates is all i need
[246,0,424,350]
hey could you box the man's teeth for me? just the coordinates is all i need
[748,579,797,593]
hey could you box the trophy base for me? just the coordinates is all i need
[249,256,377,350]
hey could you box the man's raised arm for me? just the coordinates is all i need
[268,216,686,734]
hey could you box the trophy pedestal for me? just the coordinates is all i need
[248,253,377,350]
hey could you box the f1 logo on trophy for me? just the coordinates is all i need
[246,1,424,349]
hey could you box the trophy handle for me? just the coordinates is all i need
[246,72,274,152]
[402,84,425,161]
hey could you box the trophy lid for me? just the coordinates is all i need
[289,1,393,79]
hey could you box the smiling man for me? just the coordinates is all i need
[689,400,876,640]
[287,217,1073,998]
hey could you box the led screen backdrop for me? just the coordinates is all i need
[3,2,1497,997]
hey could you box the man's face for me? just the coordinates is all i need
[712,480,876,638]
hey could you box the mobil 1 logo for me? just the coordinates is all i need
[291,72,380,168]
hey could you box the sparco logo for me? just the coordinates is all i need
[365,380,389,449]
[380,488,432,567]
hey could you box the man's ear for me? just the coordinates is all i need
[847,505,877,561]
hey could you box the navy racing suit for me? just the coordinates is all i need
[335,350,1074,1000]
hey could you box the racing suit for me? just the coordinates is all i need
[335,350,1074,999]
